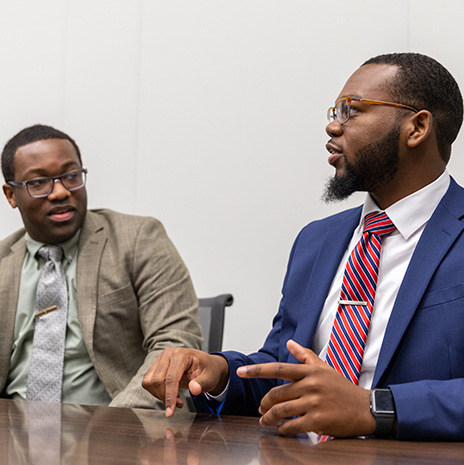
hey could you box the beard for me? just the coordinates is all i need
[322,122,401,203]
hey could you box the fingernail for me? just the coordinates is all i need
[166,407,173,417]
[237,367,245,376]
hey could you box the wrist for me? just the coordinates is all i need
[369,388,397,438]
[209,355,230,395]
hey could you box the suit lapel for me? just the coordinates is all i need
[76,211,107,361]
[0,237,26,387]
[289,207,362,362]
[373,180,464,386]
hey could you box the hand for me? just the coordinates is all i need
[138,428,182,465]
[259,436,316,464]
[142,348,230,417]
[236,339,376,437]
[138,418,233,465]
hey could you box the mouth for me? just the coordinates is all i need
[47,205,75,223]
[326,141,344,166]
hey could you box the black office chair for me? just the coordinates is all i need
[198,293,234,353]
[185,294,233,412]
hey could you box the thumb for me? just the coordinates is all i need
[188,368,219,396]
[188,354,229,396]
[287,339,319,365]
[188,379,203,396]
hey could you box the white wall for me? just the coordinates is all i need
[1,0,463,353]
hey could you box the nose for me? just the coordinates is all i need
[47,179,71,200]
[326,119,343,138]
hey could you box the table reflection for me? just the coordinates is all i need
[2,399,464,465]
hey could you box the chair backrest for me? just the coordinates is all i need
[198,294,234,352]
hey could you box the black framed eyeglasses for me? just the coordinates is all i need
[8,168,88,198]
[327,96,419,125]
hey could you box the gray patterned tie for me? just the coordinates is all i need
[27,245,68,402]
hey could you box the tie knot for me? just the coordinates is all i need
[38,245,64,263]
[363,212,396,237]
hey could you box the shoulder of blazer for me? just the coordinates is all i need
[83,209,161,232]
[295,204,363,244]
[80,208,165,245]
[78,209,117,248]
[0,228,27,259]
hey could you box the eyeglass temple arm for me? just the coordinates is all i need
[357,98,419,113]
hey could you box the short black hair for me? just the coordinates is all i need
[363,52,463,162]
[1,124,82,182]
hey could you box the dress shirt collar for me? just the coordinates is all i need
[361,170,450,240]
[25,230,81,265]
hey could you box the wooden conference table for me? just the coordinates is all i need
[1,398,464,464]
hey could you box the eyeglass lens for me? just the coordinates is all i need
[336,99,350,124]
[27,170,86,197]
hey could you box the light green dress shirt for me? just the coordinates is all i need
[6,232,111,405]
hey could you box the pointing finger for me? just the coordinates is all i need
[237,362,309,381]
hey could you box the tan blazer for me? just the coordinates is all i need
[0,209,202,408]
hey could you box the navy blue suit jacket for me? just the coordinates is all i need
[194,177,464,440]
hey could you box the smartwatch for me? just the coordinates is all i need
[369,388,396,438]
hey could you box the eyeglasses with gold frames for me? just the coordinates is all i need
[327,96,420,125]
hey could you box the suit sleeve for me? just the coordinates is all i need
[390,379,464,440]
[109,217,202,408]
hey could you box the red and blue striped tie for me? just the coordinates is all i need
[325,211,396,384]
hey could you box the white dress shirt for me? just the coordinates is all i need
[312,171,450,388]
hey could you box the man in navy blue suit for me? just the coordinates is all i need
[143,53,464,441]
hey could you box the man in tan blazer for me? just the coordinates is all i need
[0,124,202,408]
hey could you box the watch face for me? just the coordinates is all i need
[375,391,394,414]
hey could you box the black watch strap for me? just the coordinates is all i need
[370,388,396,437]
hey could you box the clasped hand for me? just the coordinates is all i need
[237,339,376,437]
[142,340,376,437]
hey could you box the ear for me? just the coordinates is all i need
[404,110,433,149]
[3,184,17,208]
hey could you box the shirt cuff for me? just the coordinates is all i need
[204,378,230,403]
